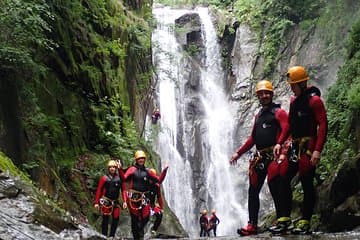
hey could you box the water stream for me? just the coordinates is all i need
[150,6,247,237]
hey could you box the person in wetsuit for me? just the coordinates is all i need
[124,150,159,240]
[199,209,209,237]
[283,66,328,234]
[230,80,290,236]
[208,209,220,236]
[148,167,168,235]
[94,160,127,238]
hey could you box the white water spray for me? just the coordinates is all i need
[151,6,247,237]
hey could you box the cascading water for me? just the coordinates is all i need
[150,6,248,237]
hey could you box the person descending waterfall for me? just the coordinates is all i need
[148,166,169,235]
[230,80,290,236]
[94,159,127,239]
[208,209,220,237]
[151,108,161,124]
[124,150,160,240]
[281,66,328,234]
[199,209,210,237]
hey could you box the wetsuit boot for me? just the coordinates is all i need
[291,219,311,235]
[268,217,292,234]
[237,223,257,236]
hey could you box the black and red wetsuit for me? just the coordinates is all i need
[124,163,159,240]
[148,167,168,233]
[234,102,289,225]
[94,173,126,237]
[151,111,161,124]
[208,214,220,236]
[286,86,327,220]
[148,182,163,232]
[199,214,209,237]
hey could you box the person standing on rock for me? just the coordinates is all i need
[282,66,328,234]
[124,150,160,240]
[94,159,127,239]
[230,80,290,236]
[199,209,210,237]
[208,209,220,236]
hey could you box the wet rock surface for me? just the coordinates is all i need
[0,171,105,240]
[1,169,360,239]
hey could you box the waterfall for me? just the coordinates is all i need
[150,6,248,237]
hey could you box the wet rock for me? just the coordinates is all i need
[0,173,104,240]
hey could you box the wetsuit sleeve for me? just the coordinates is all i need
[275,108,290,145]
[235,128,255,156]
[310,96,328,152]
[156,185,163,209]
[159,166,168,184]
[124,166,136,180]
[94,176,106,204]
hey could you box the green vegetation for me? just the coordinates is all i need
[0,0,155,226]
[232,0,325,76]
[321,18,360,173]
[186,43,201,56]
[154,0,232,8]
[0,0,54,77]
[0,152,31,181]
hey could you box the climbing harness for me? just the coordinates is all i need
[288,137,312,162]
[127,189,150,211]
[99,196,118,215]
[249,146,274,174]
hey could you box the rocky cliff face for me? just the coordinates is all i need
[216,0,360,232]
[173,12,210,213]
[0,0,187,238]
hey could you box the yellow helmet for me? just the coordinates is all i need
[255,80,273,93]
[202,209,207,215]
[107,160,118,168]
[286,66,309,84]
[134,150,146,160]
[149,168,157,175]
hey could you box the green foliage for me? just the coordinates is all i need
[233,0,259,27]
[186,44,200,56]
[0,0,156,231]
[321,17,360,172]
[348,17,360,58]
[231,0,324,77]
[0,0,55,76]
[0,152,31,181]
[208,0,233,8]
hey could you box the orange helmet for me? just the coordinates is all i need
[286,66,309,84]
[149,168,157,175]
[134,150,146,160]
[107,160,118,168]
[255,80,273,93]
